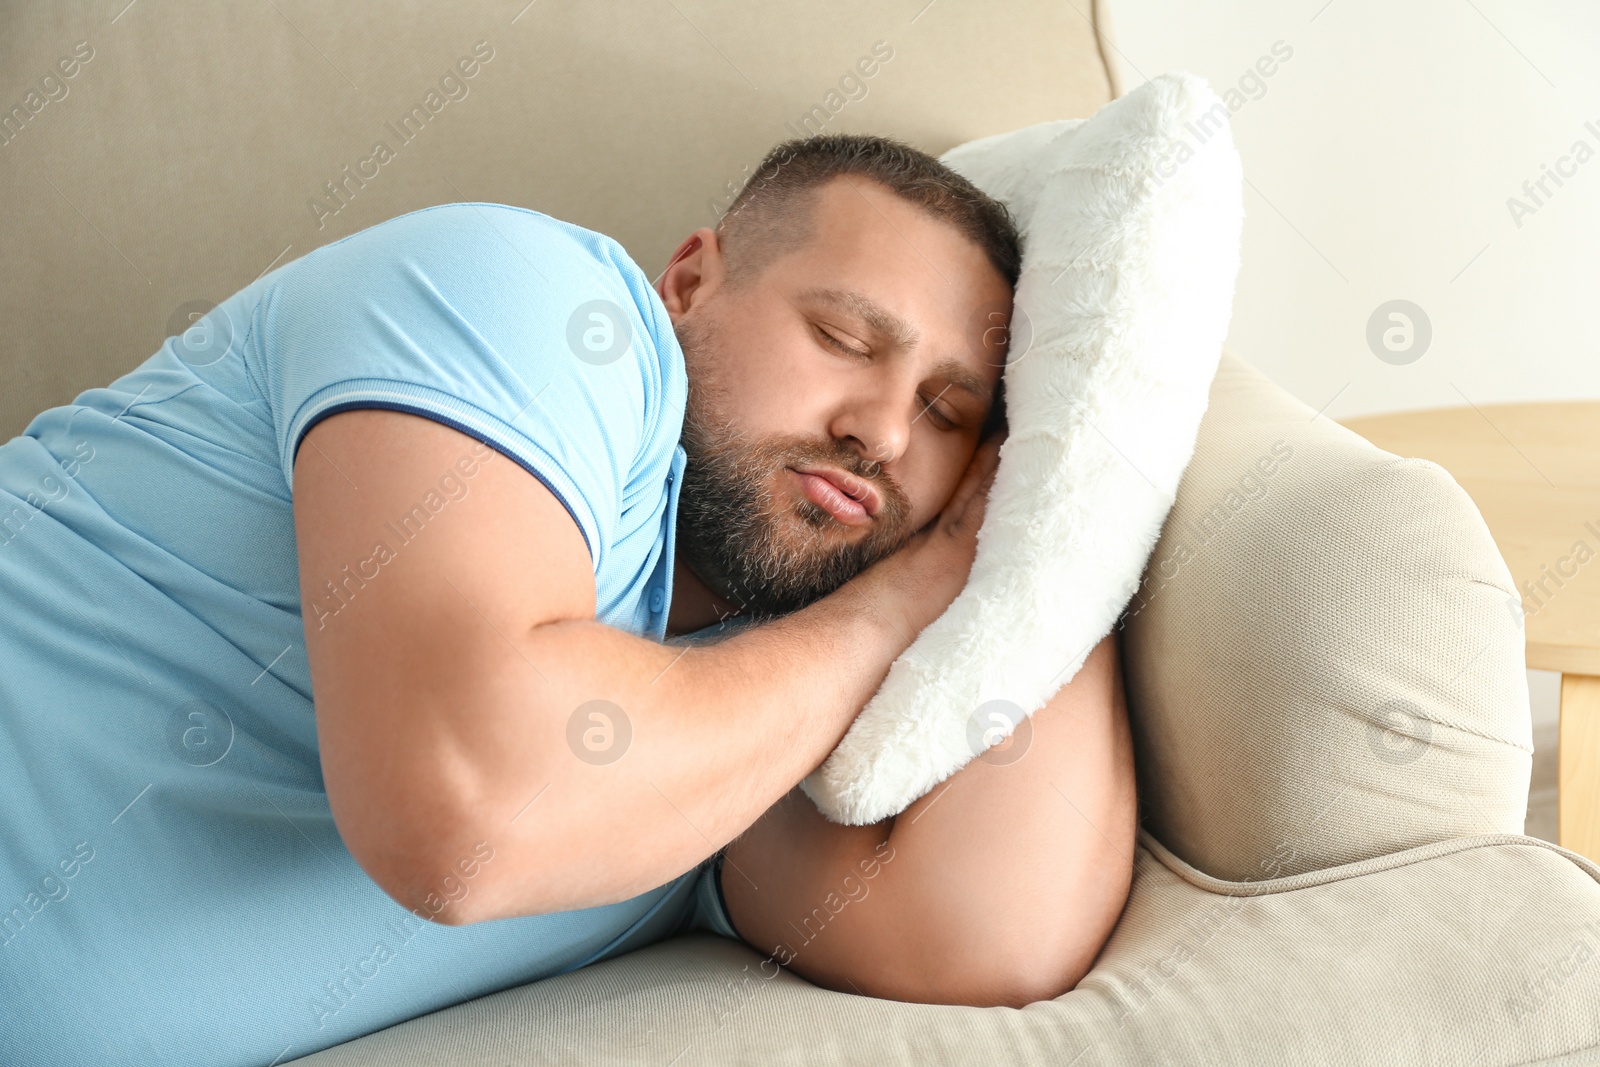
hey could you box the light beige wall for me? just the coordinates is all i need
[1112,0,1600,421]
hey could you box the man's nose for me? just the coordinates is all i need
[831,384,913,472]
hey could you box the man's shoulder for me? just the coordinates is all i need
[321,202,638,284]
[264,202,687,483]
[278,204,675,349]
[292,203,676,352]
[372,201,598,249]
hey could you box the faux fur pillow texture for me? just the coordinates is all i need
[799,72,1246,825]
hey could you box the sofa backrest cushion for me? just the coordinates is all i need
[1121,349,1534,881]
[0,1,1118,437]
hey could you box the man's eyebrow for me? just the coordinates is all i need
[798,286,918,349]
[929,357,991,402]
[799,285,994,405]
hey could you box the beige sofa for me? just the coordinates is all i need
[5,2,1599,1063]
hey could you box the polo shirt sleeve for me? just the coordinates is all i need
[250,203,679,571]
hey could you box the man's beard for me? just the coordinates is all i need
[673,311,915,619]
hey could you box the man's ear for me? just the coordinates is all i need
[655,227,727,318]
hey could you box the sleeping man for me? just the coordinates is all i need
[0,132,1136,1065]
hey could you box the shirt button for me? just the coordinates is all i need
[649,588,665,613]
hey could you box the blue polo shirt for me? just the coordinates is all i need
[0,204,736,1066]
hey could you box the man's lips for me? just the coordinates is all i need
[787,465,881,526]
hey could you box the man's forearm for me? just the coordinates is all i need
[437,570,916,924]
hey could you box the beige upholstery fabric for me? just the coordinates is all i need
[291,835,1600,1066]
[0,0,1115,439]
[290,349,1600,1066]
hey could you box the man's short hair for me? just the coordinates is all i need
[715,132,1022,437]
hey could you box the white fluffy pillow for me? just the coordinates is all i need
[798,72,1246,825]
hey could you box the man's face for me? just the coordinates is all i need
[659,174,1014,618]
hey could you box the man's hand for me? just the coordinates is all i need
[855,432,1005,639]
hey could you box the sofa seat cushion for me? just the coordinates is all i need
[287,831,1600,1066]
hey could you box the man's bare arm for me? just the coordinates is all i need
[718,633,1137,1008]
[293,409,1000,925]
